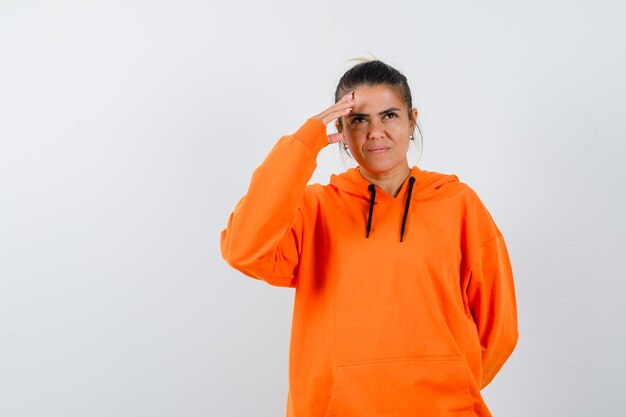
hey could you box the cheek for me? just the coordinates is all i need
[345,122,367,135]
[393,123,412,141]
[343,127,363,142]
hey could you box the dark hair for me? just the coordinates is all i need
[334,60,416,131]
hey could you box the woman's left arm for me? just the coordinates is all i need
[466,233,519,389]
[462,189,519,389]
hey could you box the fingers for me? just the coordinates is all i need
[325,92,355,124]
[311,92,354,147]
[313,92,356,126]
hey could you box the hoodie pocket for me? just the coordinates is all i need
[322,355,475,417]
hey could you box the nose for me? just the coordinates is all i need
[366,118,385,140]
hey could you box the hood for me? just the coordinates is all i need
[330,166,459,201]
[329,166,459,242]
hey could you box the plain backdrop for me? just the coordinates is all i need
[1,0,625,416]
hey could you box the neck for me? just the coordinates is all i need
[360,164,411,197]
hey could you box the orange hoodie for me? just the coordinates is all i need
[221,118,518,417]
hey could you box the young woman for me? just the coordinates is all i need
[221,60,518,417]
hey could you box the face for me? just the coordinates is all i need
[338,85,417,179]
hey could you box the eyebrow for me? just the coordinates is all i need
[347,107,403,119]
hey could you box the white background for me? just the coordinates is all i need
[1,0,624,416]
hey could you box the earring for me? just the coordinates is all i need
[342,142,349,151]
[409,135,415,141]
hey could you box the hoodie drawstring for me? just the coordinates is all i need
[366,184,376,238]
[400,176,416,242]
[365,176,416,241]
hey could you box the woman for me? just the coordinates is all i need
[221,60,518,417]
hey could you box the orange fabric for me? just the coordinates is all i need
[221,118,518,417]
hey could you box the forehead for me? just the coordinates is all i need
[352,85,405,112]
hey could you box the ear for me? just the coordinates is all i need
[335,120,342,133]
[410,108,418,130]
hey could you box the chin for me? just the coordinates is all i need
[355,151,407,172]
[361,162,403,175]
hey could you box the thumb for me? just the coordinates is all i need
[327,133,344,145]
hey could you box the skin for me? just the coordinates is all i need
[313,85,418,197]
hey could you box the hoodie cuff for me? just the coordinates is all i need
[293,118,328,155]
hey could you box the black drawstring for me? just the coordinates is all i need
[366,184,376,238]
[365,176,415,241]
[400,176,416,243]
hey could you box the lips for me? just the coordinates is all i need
[366,146,389,154]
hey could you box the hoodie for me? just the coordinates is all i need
[221,118,518,417]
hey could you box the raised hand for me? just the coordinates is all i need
[312,92,356,144]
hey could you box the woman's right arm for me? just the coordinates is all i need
[220,93,355,287]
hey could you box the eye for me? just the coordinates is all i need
[351,117,366,124]
[383,112,399,119]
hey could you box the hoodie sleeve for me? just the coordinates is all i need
[220,118,328,287]
[462,189,519,389]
